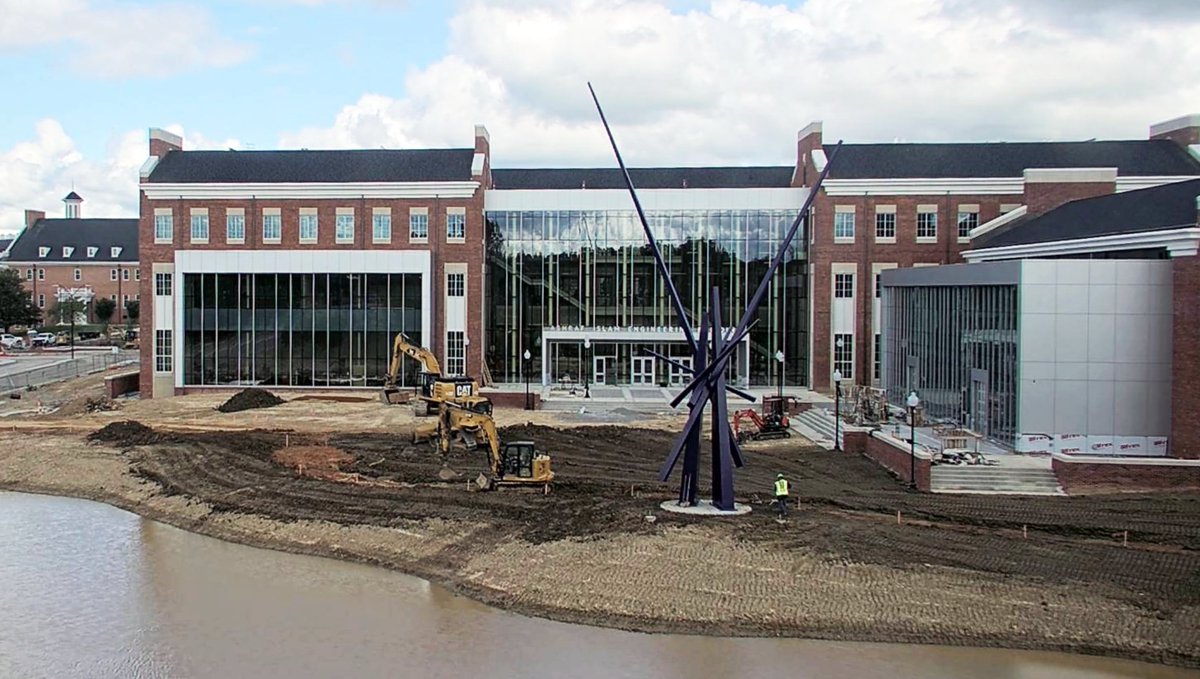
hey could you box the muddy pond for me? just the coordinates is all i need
[0,491,1195,679]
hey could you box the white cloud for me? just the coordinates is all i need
[0,0,252,78]
[279,0,1200,166]
[0,121,241,234]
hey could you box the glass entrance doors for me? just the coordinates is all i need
[631,356,656,385]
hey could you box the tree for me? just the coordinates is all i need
[124,299,139,324]
[0,268,40,331]
[94,297,116,330]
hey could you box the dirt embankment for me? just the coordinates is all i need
[3,421,1200,669]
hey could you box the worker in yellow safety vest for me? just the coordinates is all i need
[773,473,790,519]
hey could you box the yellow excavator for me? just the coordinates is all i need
[428,400,554,490]
[381,332,492,416]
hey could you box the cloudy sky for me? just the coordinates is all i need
[0,0,1197,232]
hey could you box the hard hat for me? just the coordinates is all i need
[776,473,785,479]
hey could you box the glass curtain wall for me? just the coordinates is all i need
[182,273,422,388]
[882,284,1018,445]
[485,210,807,385]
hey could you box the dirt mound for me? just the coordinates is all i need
[217,388,285,413]
[88,420,164,446]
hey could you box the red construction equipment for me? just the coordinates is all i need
[732,408,792,443]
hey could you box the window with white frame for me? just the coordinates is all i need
[122,269,130,281]
[155,272,172,296]
[135,269,140,281]
[73,268,81,281]
[63,247,74,258]
[874,333,882,381]
[875,211,896,240]
[190,211,209,242]
[226,212,245,243]
[957,209,979,239]
[37,269,44,281]
[833,333,854,380]
[446,211,465,241]
[154,212,173,242]
[24,268,31,281]
[917,209,937,240]
[447,273,465,297]
[155,330,172,373]
[263,211,282,242]
[110,268,117,281]
[111,246,122,258]
[834,273,854,298]
[37,294,44,309]
[875,273,881,298]
[38,247,49,258]
[86,247,97,258]
[372,211,391,243]
[446,331,465,376]
[299,211,318,242]
[834,209,855,240]
[409,211,428,240]
[336,212,354,243]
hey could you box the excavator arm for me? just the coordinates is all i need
[384,332,441,388]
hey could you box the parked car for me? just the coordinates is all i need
[30,333,56,347]
[0,333,26,349]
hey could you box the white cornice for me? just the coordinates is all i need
[140,181,481,200]
[823,177,1024,196]
[969,205,1027,240]
[964,226,1200,262]
[1114,175,1198,192]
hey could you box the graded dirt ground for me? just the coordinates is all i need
[0,379,1198,668]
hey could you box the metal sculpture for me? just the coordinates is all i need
[589,82,840,510]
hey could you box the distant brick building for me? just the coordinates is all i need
[4,193,139,325]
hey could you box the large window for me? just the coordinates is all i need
[834,273,854,298]
[917,210,938,240]
[447,212,465,240]
[833,333,853,380]
[372,212,391,243]
[190,212,209,242]
[263,212,282,242]
[446,331,465,376]
[834,210,855,240]
[155,330,172,373]
[875,211,896,240]
[227,213,245,243]
[447,273,465,297]
[336,214,354,243]
[181,272,423,388]
[484,208,809,386]
[155,273,172,296]
[410,212,428,240]
[957,210,979,239]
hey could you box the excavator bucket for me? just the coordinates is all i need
[380,387,405,405]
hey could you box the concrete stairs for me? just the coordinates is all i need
[931,465,1063,495]
[790,408,843,450]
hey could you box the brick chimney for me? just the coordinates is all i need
[1150,114,1200,148]
[1023,168,1117,217]
[23,210,45,230]
[794,121,824,187]
[149,127,183,158]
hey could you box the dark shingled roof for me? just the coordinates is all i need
[6,219,139,263]
[974,178,1200,249]
[828,140,1200,179]
[147,148,477,183]
[63,191,83,201]
[492,166,795,190]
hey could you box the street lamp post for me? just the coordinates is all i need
[463,337,470,377]
[523,349,532,410]
[774,349,785,402]
[583,338,591,399]
[832,369,843,451]
[907,391,920,489]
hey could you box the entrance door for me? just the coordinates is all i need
[631,356,655,385]
[593,356,611,385]
[970,369,990,437]
[670,357,692,386]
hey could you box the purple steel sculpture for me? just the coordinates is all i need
[589,82,840,510]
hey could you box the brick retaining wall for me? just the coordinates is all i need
[843,429,931,491]
[1052,454,1200,494]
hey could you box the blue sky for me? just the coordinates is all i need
[0,0,1196,232]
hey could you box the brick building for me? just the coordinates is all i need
[137,128,491,397]
[795,116,1200,391]
[5,192,140,325]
